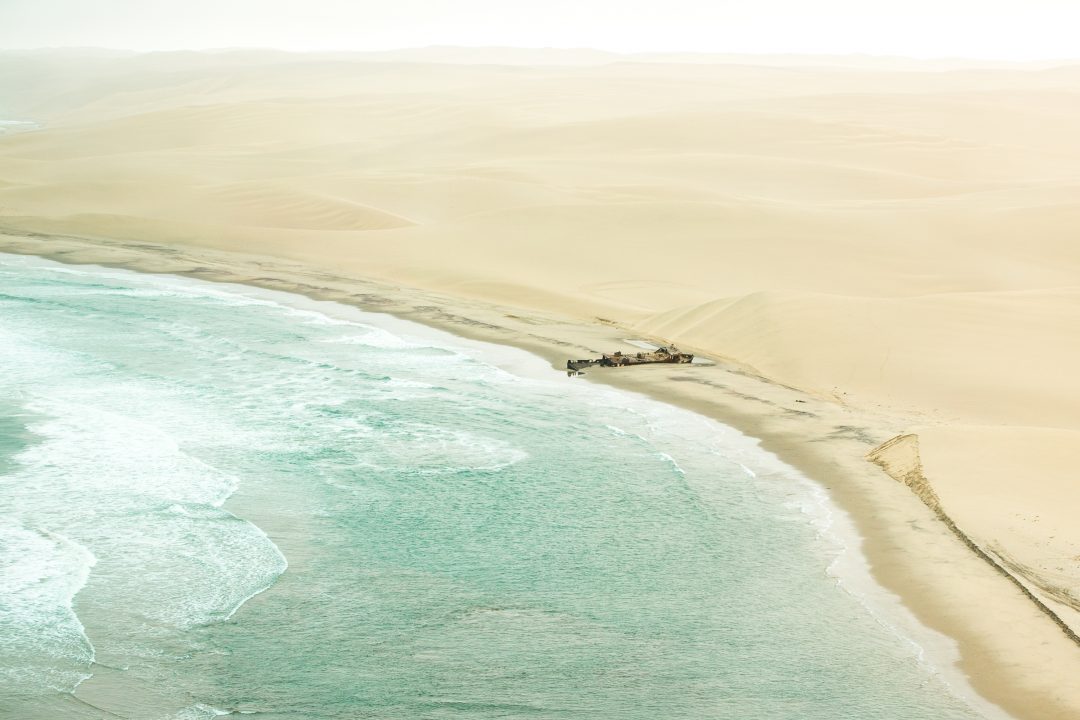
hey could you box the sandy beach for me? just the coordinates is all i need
[2,48,1080,718]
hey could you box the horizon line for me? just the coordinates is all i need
[1,44,1077,65]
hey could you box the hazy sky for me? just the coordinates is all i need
[0,0,1076,60]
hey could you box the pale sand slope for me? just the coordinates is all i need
[2,49,1080,709]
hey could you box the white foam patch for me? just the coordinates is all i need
[20,397,239,507]
[356,422,529,476]
[159,703,232,719]
[280,305,460,354]
[12,272,280,310]
[86,505,286,628]
[5,397,288,630]
[319,327,430,350]
[382,377,438,390]
[0,354,288,648]
[0,325,83,383]
[0,120,39,129]
[0,523,96,692]
[656,452,686,475]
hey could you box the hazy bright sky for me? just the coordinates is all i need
[0,0,1076,60]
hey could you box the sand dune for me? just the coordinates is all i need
[2,49,1080,712]
[638,288,1080,422]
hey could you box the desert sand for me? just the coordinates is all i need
[2,48,1079,718]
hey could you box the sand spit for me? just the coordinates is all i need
[2,48,1080,718]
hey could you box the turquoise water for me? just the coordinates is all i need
[0,255,992,719]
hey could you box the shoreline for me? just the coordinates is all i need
[185,268,1008,720]
[4,249,1000,719]
[3,230,1079,718]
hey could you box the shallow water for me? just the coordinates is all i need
[0,255,992,719]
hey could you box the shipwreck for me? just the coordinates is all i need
[566,345,694,374]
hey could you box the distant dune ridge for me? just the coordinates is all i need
[2,47,1080,659]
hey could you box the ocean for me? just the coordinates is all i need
[0,253,994,719]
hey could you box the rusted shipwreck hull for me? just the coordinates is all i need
[567,345,694,373]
